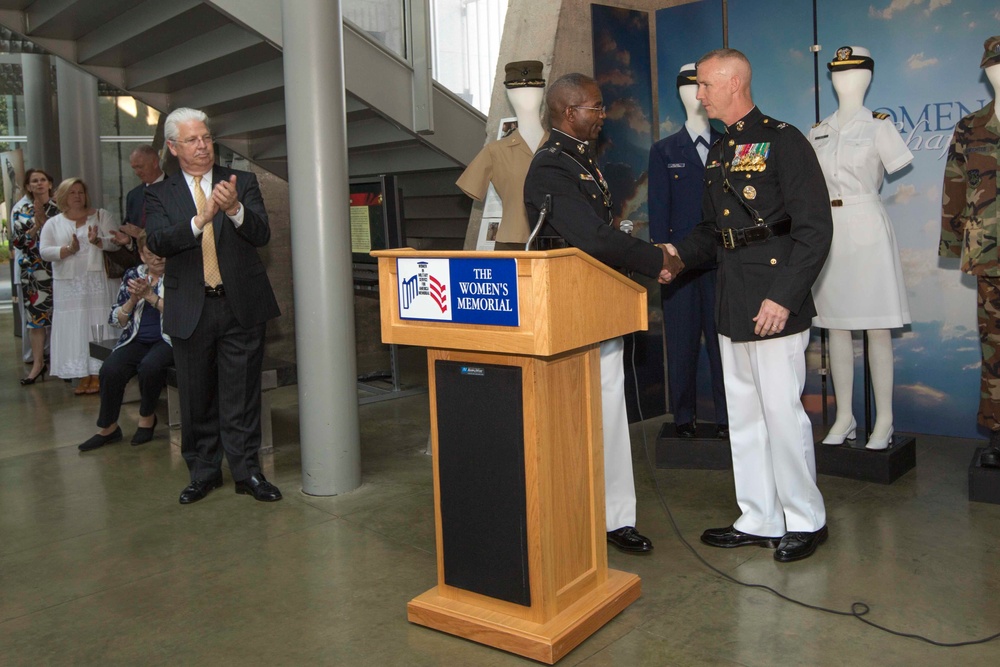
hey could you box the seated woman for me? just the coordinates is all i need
[79,232,173,451]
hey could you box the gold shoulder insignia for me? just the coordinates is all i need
[872,111,890,120]
[812,122,821,128]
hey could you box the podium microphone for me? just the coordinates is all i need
[620,219,634,235]
[525,194,552,251]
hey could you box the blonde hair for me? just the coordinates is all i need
[54,177,91,212]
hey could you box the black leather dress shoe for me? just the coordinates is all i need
[980,447,1000,469]
[235,473,283,502]
[774,525,829,562]
[607,526,653,553]
[675,422,697,438]
[701,525,781,549]
[130,415,158,446]
[179,475,224,504]
[715,424,730,439]
[78,426,123,452]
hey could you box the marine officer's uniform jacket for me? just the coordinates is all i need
[674,106,833,342]
[524,129,663,278]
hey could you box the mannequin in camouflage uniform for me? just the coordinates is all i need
[939,36,1000,468]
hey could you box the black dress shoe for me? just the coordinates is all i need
[607,526,653,553]
[675,422,697,438]
[78,426,123,452]
[701,525,781,549]
[130,415,158,445]
[980,447,1000,469]
[179,475,224,504]
[774,525,829,562]
[715,424,730,439]
[234,473,283,502]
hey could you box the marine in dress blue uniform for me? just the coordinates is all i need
[525,73,670,553]
[667,50,833,562]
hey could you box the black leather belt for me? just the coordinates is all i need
[204,284,226,297]
[717,218,791,250]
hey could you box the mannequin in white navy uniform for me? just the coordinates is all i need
[457,60,549,251]
[808,46,913,451]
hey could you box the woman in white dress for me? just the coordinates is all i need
[809,46,913,450]
[39,178,122,394]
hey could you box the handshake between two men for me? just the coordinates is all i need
[657,243,684,285]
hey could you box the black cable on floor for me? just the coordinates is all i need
[626,333,1000,647]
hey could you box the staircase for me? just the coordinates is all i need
[0,0,487,183]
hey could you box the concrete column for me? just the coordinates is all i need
[55,58,103,206]
[21,54,61,179]
[281,0,361,495]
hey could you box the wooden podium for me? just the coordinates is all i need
[373,248,647,663]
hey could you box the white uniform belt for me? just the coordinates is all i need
[830,194,880,207]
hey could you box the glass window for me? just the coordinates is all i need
[430,0,508,114]
[344,0,407,59]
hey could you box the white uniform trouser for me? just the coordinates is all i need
[600,337,636,531]
[720,331,826,536]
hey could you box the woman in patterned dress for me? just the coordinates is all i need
[11,169,58,385]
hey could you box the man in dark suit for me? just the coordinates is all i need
[110,145,165,261]
[648,65,728,439]
[662,49,832,562]
[525,73,674,554]
[145,107,282,504]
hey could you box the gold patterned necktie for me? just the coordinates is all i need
[194,175,222,287]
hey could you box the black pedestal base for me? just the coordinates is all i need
[815,435,916,484]
[655,422,732,470]
[969,448,1000,505]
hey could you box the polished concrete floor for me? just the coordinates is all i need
[2,303,999,666]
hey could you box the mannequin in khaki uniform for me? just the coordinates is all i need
[457,60,549,249]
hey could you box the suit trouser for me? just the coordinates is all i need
[662,268,727,425]
[601,337,637,531]
[720,331,825,536]
[97,339,173,427]
[172,295,266,482]
[977,276,1000,430]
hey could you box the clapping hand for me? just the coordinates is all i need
[110,229,131,246]
[87,225,103,248]
[67,234,81,255]
[212,175,240,215]
[127,277,152,299]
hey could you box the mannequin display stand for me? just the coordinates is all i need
[969,449,1000,504]
[655,423,731,470]
[816,333,916,484]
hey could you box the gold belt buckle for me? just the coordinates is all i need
[831,199,843,207]
[721,227,736,250]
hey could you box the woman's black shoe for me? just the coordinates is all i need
[131,415,158,445]
[20,364,48,386]
[78,426,123,452]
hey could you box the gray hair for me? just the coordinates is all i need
[164,108,210,142]
[696,48,753,84]
[130,144,158,160]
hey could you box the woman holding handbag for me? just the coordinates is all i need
[39,177,121,395]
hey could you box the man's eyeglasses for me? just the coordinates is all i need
[174,135,214,147]
[572,105,606,114]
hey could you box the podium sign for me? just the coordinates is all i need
[397,257,519,326]
[374,248,646,664]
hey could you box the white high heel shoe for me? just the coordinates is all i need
[865,426,894,451]
[822,416,857,445]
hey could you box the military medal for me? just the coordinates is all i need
[731,142,771,172]
[743,185,757,200]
